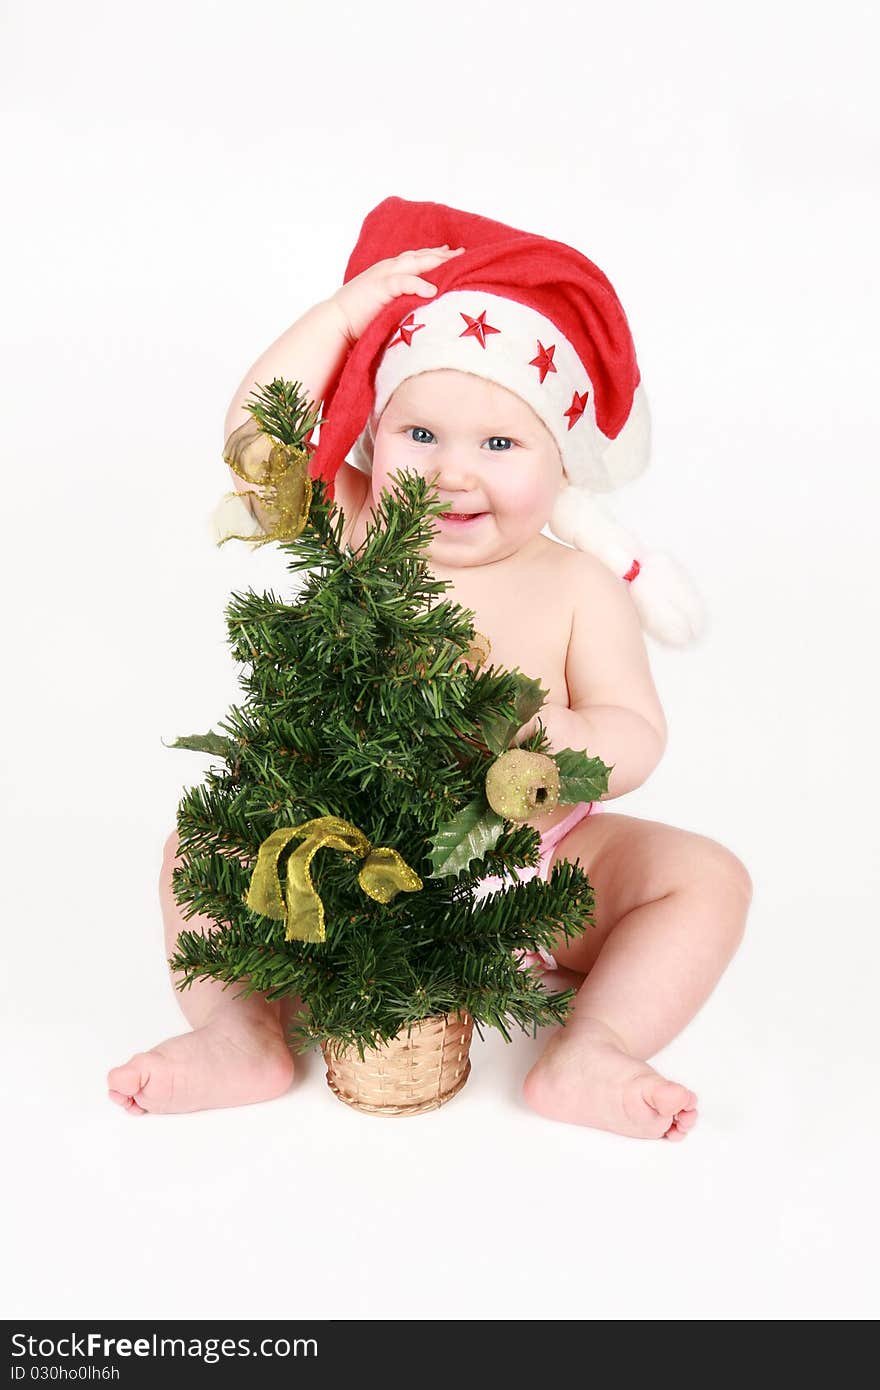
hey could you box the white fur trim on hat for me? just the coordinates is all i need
[353,290,650,493]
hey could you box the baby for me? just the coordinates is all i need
[108,210,752,1139]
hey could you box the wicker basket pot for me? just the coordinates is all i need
[322,1011,474,1116]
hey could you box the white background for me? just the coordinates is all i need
[2,0,878,1321]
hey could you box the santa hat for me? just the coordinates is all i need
[218,196,705,646]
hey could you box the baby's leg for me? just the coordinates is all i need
[106,831,295,1116]
[522,813,752,1140]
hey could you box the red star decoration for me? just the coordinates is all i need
[387,312,425,348]
[529,341,557,383]
[564,388,590,430]
[459,309,501,349]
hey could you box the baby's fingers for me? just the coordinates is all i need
[385,248,464,299]
[395,246,465,262]
[388,273,441,299]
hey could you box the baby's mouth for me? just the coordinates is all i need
[437,511,488,525]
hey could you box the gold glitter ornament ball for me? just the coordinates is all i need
[484,749,560,822]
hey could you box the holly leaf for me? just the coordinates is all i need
[513,671,549,725]
[162,730,234,759]
[554,747,613,803]
[479,671,549,754]
[428,797,506,877]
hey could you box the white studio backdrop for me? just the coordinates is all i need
[1,0,878,1320]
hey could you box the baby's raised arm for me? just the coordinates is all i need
[223,297,366,540]
[222,246,464,545]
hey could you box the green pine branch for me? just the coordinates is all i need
[167,379,607,1055]
[240,377,323,449]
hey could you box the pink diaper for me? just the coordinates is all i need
[472,800,604,972]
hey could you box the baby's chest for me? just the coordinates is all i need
[440,570,573,708]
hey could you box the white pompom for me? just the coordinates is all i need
[550,485,642,572]
[208,491,265,547]
[629,551,707,647]
[550,485,706,647]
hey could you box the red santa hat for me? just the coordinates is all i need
[218,196,705,646]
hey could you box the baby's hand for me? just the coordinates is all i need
[330,245,465,345]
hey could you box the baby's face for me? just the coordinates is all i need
[370,370,566,568]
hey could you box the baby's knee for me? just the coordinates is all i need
[691,838,753,919]
[159,829,181,892]
[161,828,180,863]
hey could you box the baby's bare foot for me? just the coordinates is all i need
[106,1001,295,1116]
[523,1018,698,1141]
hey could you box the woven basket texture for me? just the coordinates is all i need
[322,1012,474,1116]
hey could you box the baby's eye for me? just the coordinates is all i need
[404,428,515,450]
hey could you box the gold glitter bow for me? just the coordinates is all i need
[218,416,312,546]
[245,815,424,943]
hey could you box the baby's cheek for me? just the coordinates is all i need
[371,447,413,501]
[494,474,549,522]
[369,462,395,504]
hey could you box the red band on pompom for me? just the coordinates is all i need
[623,558,641,583]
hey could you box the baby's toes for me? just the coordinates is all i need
[107,1087,147,1115]
[642,1077,697,1128]
[664,1107,698,1141]
[671,1105,699,1135]
[106,1052,168,1115]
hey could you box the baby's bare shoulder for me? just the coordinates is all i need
[553,542,639,622]
[560,543,666,733]
[535,536,587,576]
[542,539,625,612]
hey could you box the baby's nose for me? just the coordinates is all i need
[427,454,475,490]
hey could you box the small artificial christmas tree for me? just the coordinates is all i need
[167,379,610,1113]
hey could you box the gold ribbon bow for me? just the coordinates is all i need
[245,815,424,943]
[219,416,312,546]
